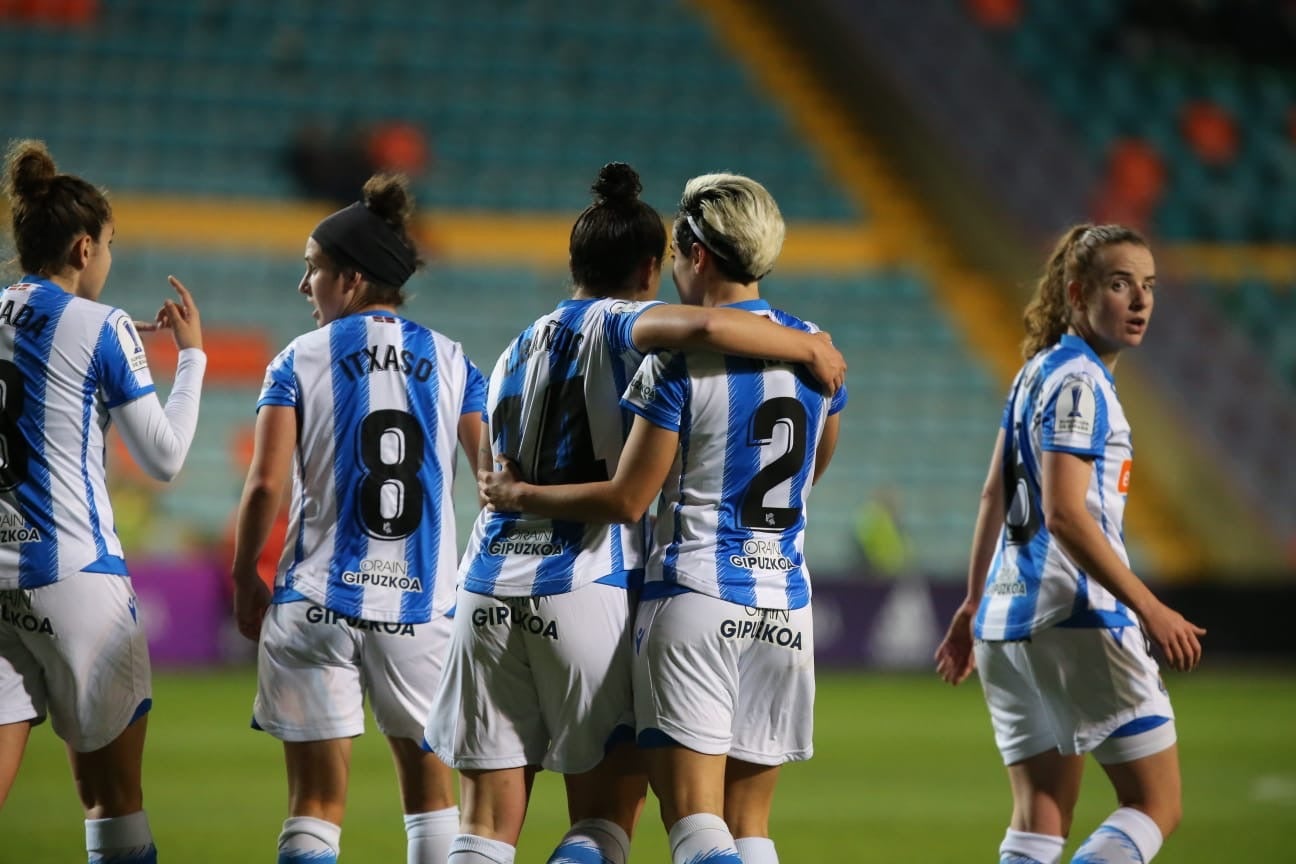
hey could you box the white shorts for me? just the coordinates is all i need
[425,582,635,774]
[633,591,815,766]
[975,624,1176,765]
[0,573,151,752]
[253,600,451,743]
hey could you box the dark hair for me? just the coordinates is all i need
[568,162,665,293]
[318,172,423,307]
[4,139,112,276]
[1021,223,1148,358]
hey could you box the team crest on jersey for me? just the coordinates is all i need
[1053,376,1096,437]
[114,316,149,372]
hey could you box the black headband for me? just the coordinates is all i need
[311,201,417,287]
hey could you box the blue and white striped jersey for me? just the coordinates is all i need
[259,312,486,624]
[623,300,847,611]
[975,334,1136,641]
[0,277,155,588]
[461,297,663,598]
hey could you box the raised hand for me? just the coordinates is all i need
[136,276,203,351]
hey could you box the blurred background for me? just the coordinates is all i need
[5,0,1286,665]
[3,0,1294,666]
[2,0,1293,860]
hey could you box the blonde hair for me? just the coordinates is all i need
[1021,223,1148,358]
[674,172,784,282]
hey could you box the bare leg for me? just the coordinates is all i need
[67,713,148,818]
[722,758,779,839]
[563,738,647,837]
[0,719,33,811]
[283,737,353,825]
[458,765,536,846]
[1098,743,1182,837]
[649,744,727,830]
[390,736,457,814]
[1006,749,1086,838]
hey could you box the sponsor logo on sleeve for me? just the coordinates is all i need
[1118,459,1132,493]
[628,364,657,404]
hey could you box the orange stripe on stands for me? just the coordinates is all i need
[142,327,272,386]
[101,197,890,273]
[694,0,1218,575]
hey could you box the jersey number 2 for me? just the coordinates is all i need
[741,397,806,531]
[0,360,28,492]
[358,410,425,540]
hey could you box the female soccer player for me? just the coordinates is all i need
[0,140,206,862]
[479,172,844,864]
[934,224,1206,864]
[424,164,843,864]
[230,173,485,864]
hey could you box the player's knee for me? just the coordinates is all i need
[1114,794,1181,837]
[78,779,143,819]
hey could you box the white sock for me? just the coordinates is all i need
[405,806,460,864]
[1000,828,1064,864]
[447,833,515,864]
[277,815,341,863]
[668,813,742,864]
[735,836,778,864]
[85,811,157,863]
[1071,807,1164,863]
[547,818,631,864]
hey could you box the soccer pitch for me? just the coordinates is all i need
[5,669,1292,862]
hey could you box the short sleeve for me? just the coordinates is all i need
[621,350,689,432]
[1041,373,1109,456]
[462,354,487,419]
[95,309,156,409]
[829,382,848,415]
[604,299,664,359]
[256,345,298,411]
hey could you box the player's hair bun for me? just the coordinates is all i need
[591,162,642,206]
[362,173,414,229]
[4,139,57,203]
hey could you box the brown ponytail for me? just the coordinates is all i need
[4,139,112,277]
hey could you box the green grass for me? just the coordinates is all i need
[4,669,1293,862]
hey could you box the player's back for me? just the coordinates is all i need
[0,277,155,588]
[625,302,847,610]
[262,312,478,624]
[461,297,661,598]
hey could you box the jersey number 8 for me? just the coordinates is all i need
[357,409,425,540]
